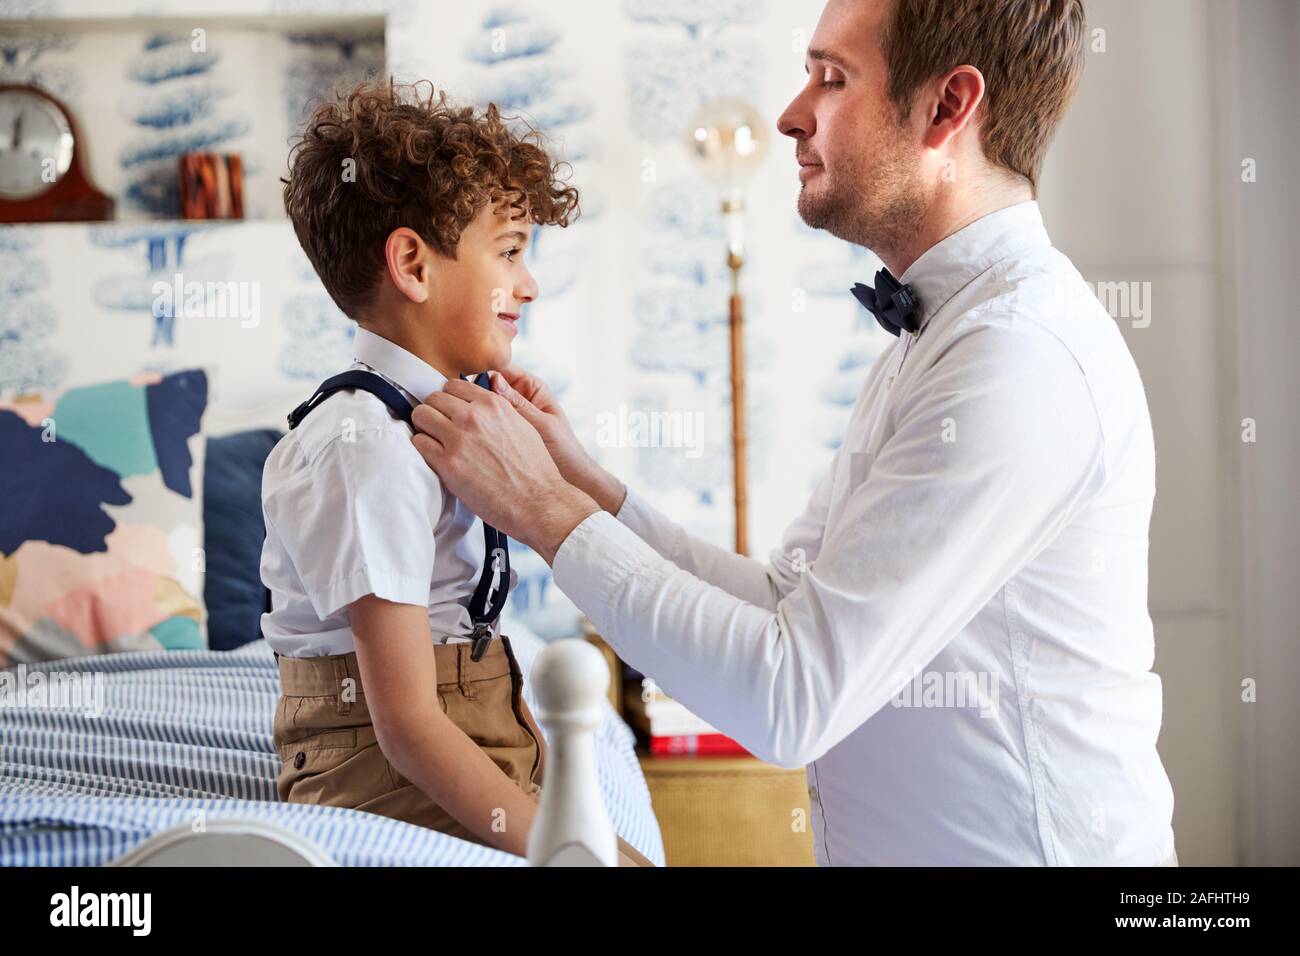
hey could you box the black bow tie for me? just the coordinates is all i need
[851,268,922,337]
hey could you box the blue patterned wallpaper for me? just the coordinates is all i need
[0,0,884,637]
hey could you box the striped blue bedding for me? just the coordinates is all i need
[0,619,665,866]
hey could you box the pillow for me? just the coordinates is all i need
[0,369,209,665]
[203,428,282,650]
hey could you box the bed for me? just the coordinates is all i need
[0,615,666,866]
[0,363,664,865]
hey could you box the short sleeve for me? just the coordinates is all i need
[264,427,443,620]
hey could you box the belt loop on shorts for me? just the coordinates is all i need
[456,643,477,699]
[333,656,353,716]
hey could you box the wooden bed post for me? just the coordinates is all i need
[526,639,618,866]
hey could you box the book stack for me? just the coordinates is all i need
[624,677,749,757]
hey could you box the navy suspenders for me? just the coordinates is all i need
[287,370,412,432]
[287,370,510,662]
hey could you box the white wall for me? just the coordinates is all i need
[1040,0,1235,865]
[1041,0,1299,866]
[1219,0,1300,868]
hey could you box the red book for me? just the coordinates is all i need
[649,733,750,757]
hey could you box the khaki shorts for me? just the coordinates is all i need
[274,634,653,866]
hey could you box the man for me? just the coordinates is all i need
[410,0,1178,866]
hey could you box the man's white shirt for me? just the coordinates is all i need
[260,327,514,658]
[553,201,1175,865]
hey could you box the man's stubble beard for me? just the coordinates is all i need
[797,126,926,258]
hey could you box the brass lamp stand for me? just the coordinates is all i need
[725,202,748,555]
[687,100,769,555]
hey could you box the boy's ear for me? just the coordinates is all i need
[384,227,432,304]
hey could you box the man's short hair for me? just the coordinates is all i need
[879,0,1087,192]
[282,78,580,319]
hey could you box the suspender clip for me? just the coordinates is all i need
[286,399,313,430]
[470,622,493,662]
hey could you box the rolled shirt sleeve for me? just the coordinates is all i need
[263,428,442,620]
[553,322,1106,768]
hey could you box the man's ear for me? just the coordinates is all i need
[921,65,986,152]
[384,227,432,305]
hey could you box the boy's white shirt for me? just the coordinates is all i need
[260,326,515,658]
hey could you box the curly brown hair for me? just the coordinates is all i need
[282,78,580,318]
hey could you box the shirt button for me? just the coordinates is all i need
[293,752,306,770]
[808,785,820,803]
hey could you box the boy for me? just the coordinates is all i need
[262,79,649,865]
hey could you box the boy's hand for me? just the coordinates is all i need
[490,366,628,516]
[351,594,544,858]
[411,380,600,564]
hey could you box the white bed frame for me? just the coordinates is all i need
[109,640,619,867]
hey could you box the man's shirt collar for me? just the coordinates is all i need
[899,200,1052,333]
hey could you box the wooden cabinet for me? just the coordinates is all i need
[638,751,816,867]
[583,625,816,866]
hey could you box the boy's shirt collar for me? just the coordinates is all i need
[353,325,466,406]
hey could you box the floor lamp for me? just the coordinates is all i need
[686,99,770,555]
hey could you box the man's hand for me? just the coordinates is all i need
[490,365,628,516]
[411,379,600,564]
